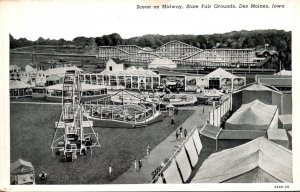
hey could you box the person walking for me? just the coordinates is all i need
[179,126,183,139]
[184,129,187,138]
[171,116,175,128]
[139,159,142,171]
[203,107,205,114]
[134,159,137,171]
[147,146,150,157]
[109,165,112,180]
[175,130,179,140]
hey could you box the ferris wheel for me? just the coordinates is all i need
[50,70,100,162]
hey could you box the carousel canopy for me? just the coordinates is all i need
[10,80,32,89]
[191,137,292,183]
[46,83,106,91]
[205,68,237,79]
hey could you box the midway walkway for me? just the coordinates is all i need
[113,104,212,184]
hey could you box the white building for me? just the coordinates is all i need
[148,58,177,69]
[105,58,124,71]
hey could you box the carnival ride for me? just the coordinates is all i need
[162,94,197,106]
[82,89,163,128]
[50,70,100,162]
[98,40,268,68]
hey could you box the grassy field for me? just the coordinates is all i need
[10,103,193,184]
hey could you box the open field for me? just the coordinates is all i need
[10,103,193,184]
[10,52,105,72]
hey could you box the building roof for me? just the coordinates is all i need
[10,80,32,89]
[244,83,277,91]
[11,159,34,173]
[25,65,36,72]
[100,67,158,77]
[106,58,124,67]
[258,77,292,87]
[44,66,83,76]
[205,68,237,79]
[267,128,288,142]
[149,58,176,69]
[275,70,292,76]
[191,137,292,183]
[226,100,277,126]
[200,123,222,140]
[46,74,62,81]
[279,114,292,125]
[46,83,106,91]
[234,82,281,94]
[9,65,21,71]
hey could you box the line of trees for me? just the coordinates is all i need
[10,29,291,69]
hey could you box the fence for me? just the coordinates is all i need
[208,95,232,127]
[150,124,205,184]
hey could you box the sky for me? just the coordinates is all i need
[1,0,296,41]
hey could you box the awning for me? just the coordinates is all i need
[200,123,222,140]
[10,80,32,89]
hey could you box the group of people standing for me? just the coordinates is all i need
[134,158,143,172]
[175,126,188,140]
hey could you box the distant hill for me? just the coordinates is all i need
[10,29,291,69]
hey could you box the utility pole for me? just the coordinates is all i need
[279,60,282,72]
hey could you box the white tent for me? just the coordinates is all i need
[275,70,292,76]
[10,80,32,89]
[205,68,237,79]
[148,58,177,69]
[225,100,278,131]
[191,137,292,183]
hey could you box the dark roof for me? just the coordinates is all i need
[234,82,281,94]
[256,75,292,87]
[259,78,291,87]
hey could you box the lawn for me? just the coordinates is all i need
[10,103,193,184]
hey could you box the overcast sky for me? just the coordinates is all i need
[2,0,296,41]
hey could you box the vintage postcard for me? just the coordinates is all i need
[0,0,299,191]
